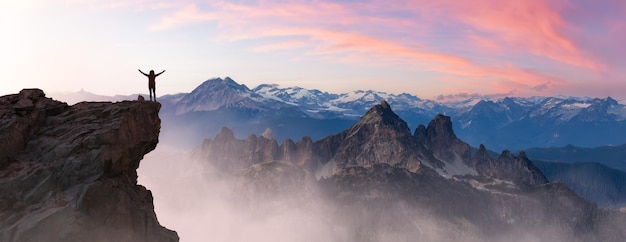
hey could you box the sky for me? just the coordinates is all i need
[1,0,625,100]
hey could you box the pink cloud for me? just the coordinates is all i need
[140,0,624,98]
[252,39,308,52]
[149,4,216,31]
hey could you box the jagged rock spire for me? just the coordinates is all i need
[473,148,549,186]
[320,100,421,171]
[418,113,471,165]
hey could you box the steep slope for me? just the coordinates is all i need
[319,100,425,172]
[473,146,548,187]
[414,114,472,175]
[0,89,178,242]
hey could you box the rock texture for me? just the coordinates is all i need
[0,89,178,242]
[416,114,471,166]
[324,101,424,171]
[192,100,545,185]
[474,146,548,187]
[189,100,626,241]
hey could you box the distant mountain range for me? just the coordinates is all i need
[50,77,626,150]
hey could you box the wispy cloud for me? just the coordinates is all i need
[86,0,626,97]
[149,4,216,31]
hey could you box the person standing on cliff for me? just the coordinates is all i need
[138,69,165,101]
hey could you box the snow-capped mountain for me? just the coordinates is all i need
[52,77,626,150]
[251,83,448,121]
[160,78,626,150]
[172,77,296,115]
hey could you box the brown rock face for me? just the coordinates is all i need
[0,89,178,242]
[473,145,548,186]
[420,114,471,166]
[324,100,423,171]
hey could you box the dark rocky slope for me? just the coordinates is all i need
[192,100,626,241]
[0,89,178,242]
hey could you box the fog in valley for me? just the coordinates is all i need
[138,146,343,242]
[134,94,626,242]
[137,144,597,242]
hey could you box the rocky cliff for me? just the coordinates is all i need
[0,89,178,242]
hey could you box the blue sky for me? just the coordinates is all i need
[1,0,625,100]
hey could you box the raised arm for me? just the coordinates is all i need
[138,69,148,76]
[156,70,166,76]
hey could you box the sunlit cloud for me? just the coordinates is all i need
[140,0,624,96]
[23,0,625,99]
[149,4,216,31]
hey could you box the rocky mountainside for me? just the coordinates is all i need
[190,100,626,241]
[0,89,177,242]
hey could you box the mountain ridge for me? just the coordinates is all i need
[189,100,626,241]
[192,100,548,187]
[50,77,626,150]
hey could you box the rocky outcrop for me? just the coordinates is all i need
[473,145,548,186]
[0,89,177,242]
[324,100,423,171]
[417,114,471,165]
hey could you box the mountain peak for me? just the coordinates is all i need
[421,114,472,169]
[215,127,236,141]
[358,100,410,134]
[327,102,420,171]
[380,100,390,109]
[260,128,275,140]
[174,77,258,114]
[426,114,457,142]
[605,96,618,105]
[196,77,250,92]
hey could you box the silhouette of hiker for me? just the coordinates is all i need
[139,69,165,101]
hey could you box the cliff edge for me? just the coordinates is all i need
[0,89,178,242]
